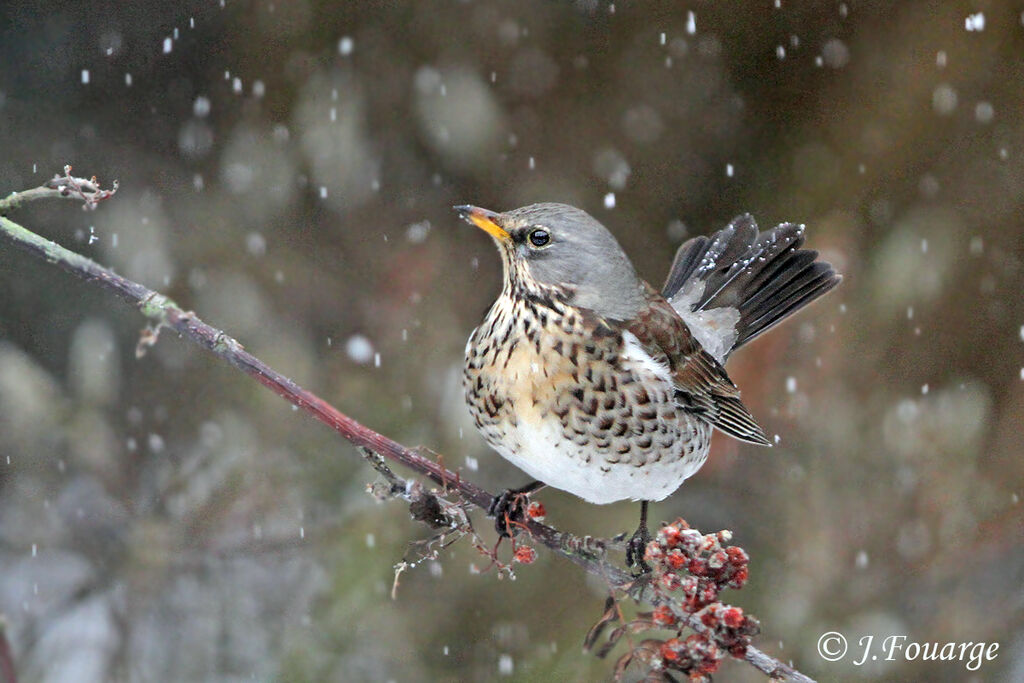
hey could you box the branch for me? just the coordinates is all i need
[0,175,814,683]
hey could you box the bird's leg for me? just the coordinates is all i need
[625,500,652,573]
[488,480,545,537]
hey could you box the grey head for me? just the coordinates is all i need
[454,202,647,320]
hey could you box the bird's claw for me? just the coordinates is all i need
[488,486,535,537]
[625,524,652,575]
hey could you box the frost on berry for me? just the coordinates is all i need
[586,517,761,681]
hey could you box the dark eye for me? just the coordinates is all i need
[528,228,550,248]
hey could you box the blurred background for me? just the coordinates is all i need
[1,1,1022,681]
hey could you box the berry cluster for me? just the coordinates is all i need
[638,519,760,680]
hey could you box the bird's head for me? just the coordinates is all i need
[455,202,646,320]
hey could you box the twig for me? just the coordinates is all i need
[0,175,814,683]
[0,166,117,214]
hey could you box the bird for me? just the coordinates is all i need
[456,202,840,567]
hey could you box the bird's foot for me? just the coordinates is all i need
[625,523,652,575]
[488,481,543,537]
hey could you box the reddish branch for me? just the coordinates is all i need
[0,173,815,683]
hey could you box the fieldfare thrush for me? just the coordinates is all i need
[456,203,840,567]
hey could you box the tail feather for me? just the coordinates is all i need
[663,215,841,358]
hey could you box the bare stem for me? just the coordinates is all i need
[0,177,814,683]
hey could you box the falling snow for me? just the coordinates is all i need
[345,335,374,364]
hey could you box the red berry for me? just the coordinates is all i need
[652,605,676,627]
[708,550,727,569]
[666,549,687,570]
[660,638,683,662]
[659,525,682,547]
[645,541,665,562]
[728,566,749,589]
[660,572,682,591]
[513,545,537,564]
[726,546,749,564]
[689,558,707,576]
[526,501,546,520]
[722,607,744,628]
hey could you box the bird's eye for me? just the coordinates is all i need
[528,228,550,248]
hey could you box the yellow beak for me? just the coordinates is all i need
[454,205,510,242]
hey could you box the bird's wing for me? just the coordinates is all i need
[624,283,771,446]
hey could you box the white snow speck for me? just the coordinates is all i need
[465,455,479,471]
[299,526,305,539]
[81,69,90,84]
[232,77,242,94]
[246,232,266,256]
[1019,325,1024,342]
[163,37,173,54]
[822,39,850,68]
[125,73,132,86]
[443,645,450,656]
[686,11,696,34]
[965,12,985,31]
[776,45,786,59]
[193,96,211,118]
[921,238,928,253]
[659,32,666,45]
[338,36,354,55]
[32,544,37,558]
[366,533,375,548]
[974,101,994,123]
[603,192,616,209]
[932,84,957,115]
[345,335,374,364]
[406,220,431,243]
[528,156,535,170]
[319,186,328,199]
[936,51,947,68]
[374,352,381,368]
[855,550,869,569]
[921,384,929,395]
[786,377,797,394]
[725,163,734,177]
[253,80,265,98]
[498,654,514,676]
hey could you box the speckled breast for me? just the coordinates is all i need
[463,291,712,504]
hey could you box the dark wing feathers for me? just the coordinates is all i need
[625,284,771,447]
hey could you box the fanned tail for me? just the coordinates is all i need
[663,214,841,358]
